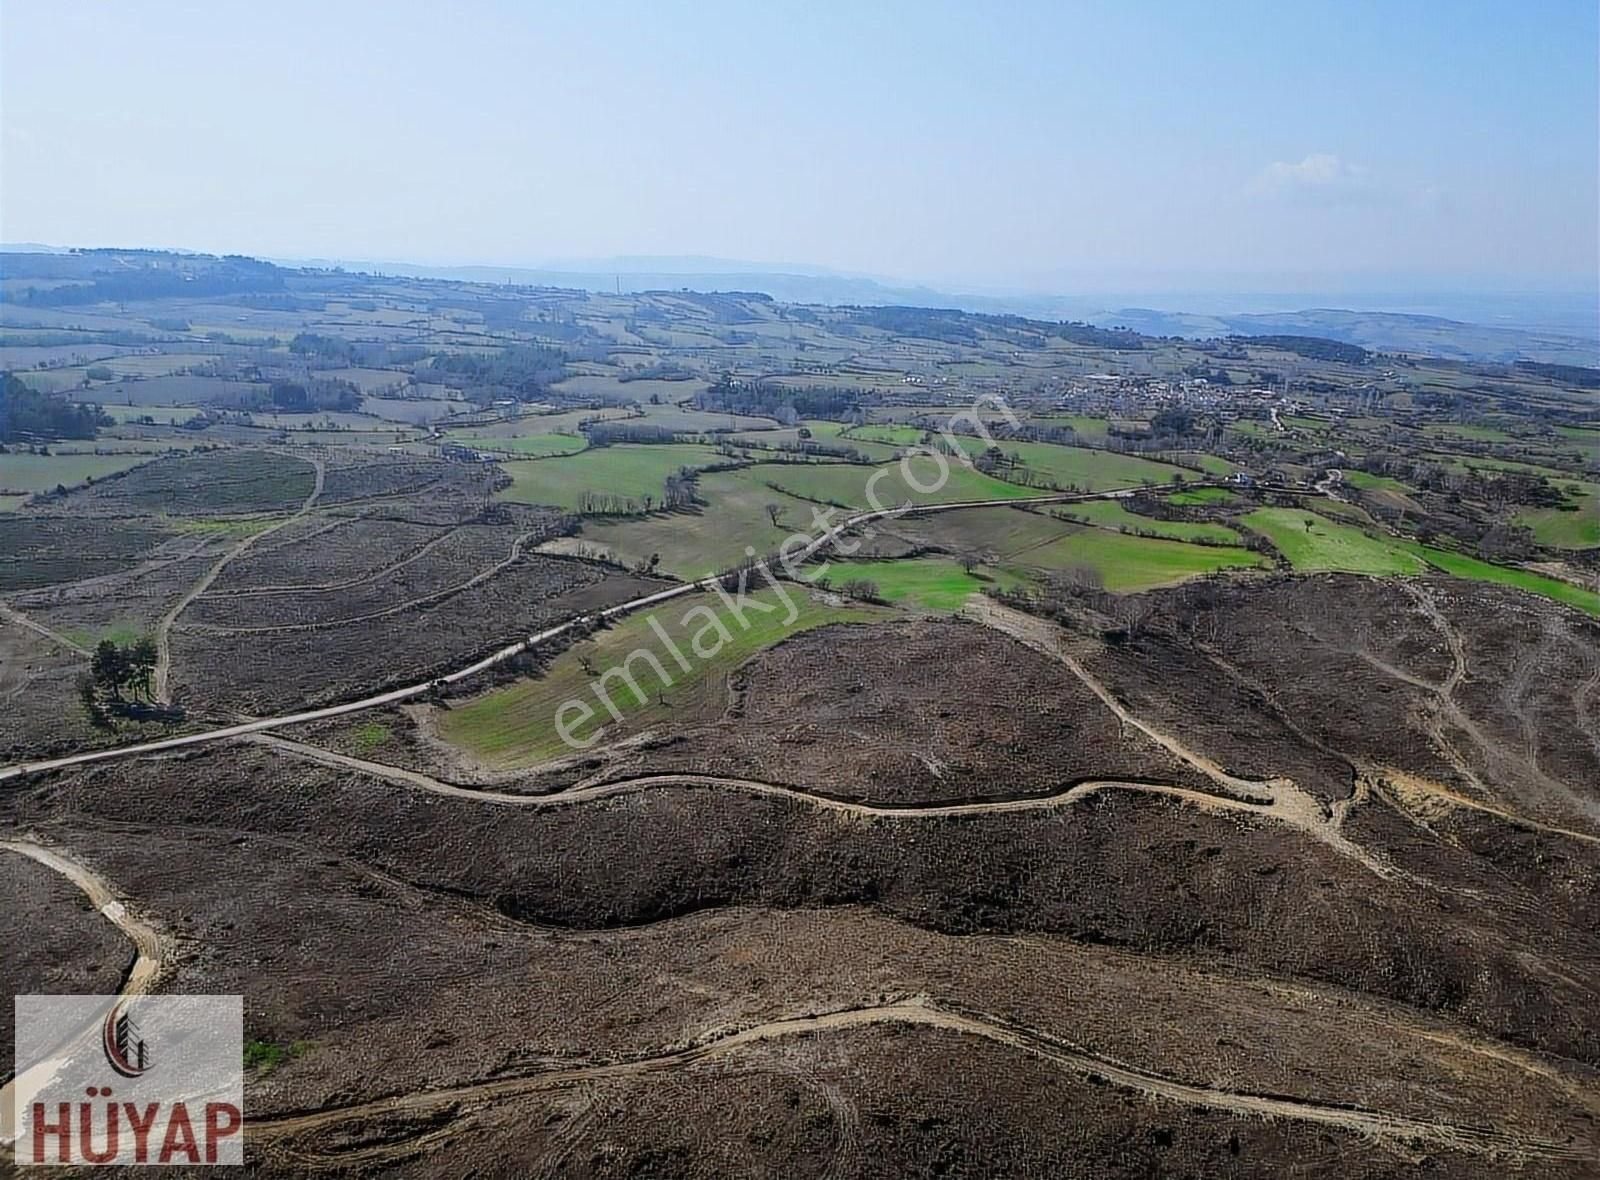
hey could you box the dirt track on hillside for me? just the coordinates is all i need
[152,452,326,702]
[249,997,1591,1166]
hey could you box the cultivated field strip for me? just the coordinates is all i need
[185,530,543,634]
[0,483,1205,783]
[151,452,326,703]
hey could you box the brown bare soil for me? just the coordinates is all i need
[169,562,658,714]
[11,717,1600,1063]
[487,618,1219,803]
[46,448,317,516]
[1135,573,1600,832]
[210,514,448,589]
[0,846,131,1050]
[316,453,498,507]
[305,1026,1523,1178]
[187,523,553,630]
[0,515,171,592]
[13,548,222,649]
[5,564,1599,1176]
[1,618,102,756]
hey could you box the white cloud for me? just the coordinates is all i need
[1249,153,1379,205]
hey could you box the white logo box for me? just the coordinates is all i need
[11,995,243,1167]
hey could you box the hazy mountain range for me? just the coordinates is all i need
[5,245,1596,366]
[279,254,1597,365]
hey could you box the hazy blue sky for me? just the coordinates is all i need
[3,1,1595,292]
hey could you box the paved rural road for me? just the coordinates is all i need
[0,481,1212,783]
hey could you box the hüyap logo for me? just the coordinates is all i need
[101,1002,151,1078]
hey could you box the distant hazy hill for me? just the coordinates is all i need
[299,255,1595,365]
[5,245,1593,366]
[1097,307,1599,366]
[276,255,966,312]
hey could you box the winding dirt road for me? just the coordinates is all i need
[248,997,1588,1165]
[0,837,166,992]
[965,597,1402,878]
[0,837,171,1145]
[250,732,1281,819]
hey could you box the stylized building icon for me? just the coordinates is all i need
[102,1003,151,1077]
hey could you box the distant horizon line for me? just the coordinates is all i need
[4,241,1597,349]
[3,241,1594,301]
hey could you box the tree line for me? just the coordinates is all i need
[0,374,110,443]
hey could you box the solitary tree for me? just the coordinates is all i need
[91,640,129,702]
[88,635,160,705]
[128,635,158,699]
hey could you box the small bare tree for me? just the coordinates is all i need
[765,502,784,527]
[1116,594,1155,637]
[1061,563,1104,594]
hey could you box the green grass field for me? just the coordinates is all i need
[1227,419,1276,438]
[168,516,283,539]
[496,443,731,512]
[632,403,780,434]
[98,352,221,377]
[843,424,926,446]
[1013,525,1267,591]
[1283,416,1332,432]
[1052,499,1241,544]
[1400,543,1600,616]
[564,468,831,577]
[0,451,154,493]
[448,407,634,440]
[63,620,146,649]
[956,440,1186,492]
[724,421,916,463]
[354,721,393,751]
[470,433,588,458]
[101,404,204,424]
[438,587,877,765]
[889,504,1077,561]
[1420,423,1518,444]
[1307,497,1378,526]
[1167,486,1238,507]
[1340,470,1416,494]
[761,457,1036,509]
[0,494,27,512]
[1434,454,1578,481]
[1027,415,1111,440]
[1243,508,1425,575]
[1170,453,1240,477]
[816,556,1025,611]
[1515,482,1600,549]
